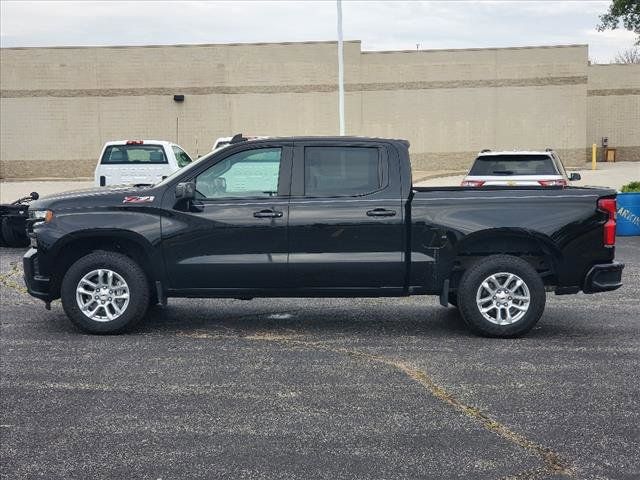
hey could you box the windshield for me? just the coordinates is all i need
[469,154,558,176]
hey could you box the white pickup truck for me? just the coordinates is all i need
[95,140,193,186]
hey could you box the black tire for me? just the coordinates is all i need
[457,255,545,338]
[1,217,29,248]
[60,250,149,334]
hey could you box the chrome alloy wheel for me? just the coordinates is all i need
[75,269,130,322]
[475,272,530,325]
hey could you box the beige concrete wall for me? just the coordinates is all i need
[0,41,634,179]
[587,64,640,163]
[352,45,588,170]
[1,41,360,177]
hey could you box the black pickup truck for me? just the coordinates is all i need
[24,136,623,337]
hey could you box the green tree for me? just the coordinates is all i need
[597,0,640,45]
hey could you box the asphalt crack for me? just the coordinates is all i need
[1,270,576,479]
[243,332,576,479]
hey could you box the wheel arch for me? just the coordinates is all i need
[447,228,562,290]
[49,230,162,298]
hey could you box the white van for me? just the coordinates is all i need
[94,140,193,186]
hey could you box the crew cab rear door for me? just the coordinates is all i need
[287,141,405,292]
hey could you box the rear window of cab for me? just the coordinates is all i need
[469,154,558,176]
[101,145,167,164]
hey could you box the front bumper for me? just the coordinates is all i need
[23,248,52,301]
[583,262,624,294]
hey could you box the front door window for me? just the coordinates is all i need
[195,148,282,199]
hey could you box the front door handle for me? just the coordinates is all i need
[253,209,283,218]
[366,208,397,217]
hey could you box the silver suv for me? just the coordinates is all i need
[461,150,581,187]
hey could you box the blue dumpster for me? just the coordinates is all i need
[617,193,640,236]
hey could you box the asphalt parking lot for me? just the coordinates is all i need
[1,239,638,480]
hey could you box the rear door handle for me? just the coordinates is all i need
[253,209,283,218]
[366,208,397,217]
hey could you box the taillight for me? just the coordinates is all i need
[126,140,144,145]
[538,179,567,187]
[598,198,616,247]
[461,180,485,187]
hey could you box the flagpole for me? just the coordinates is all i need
[337,0,345,135]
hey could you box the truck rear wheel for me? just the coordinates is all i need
[457,255,545,338]
[60,251,149,334]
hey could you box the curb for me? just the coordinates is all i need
[413,170,466,183]
[0,178,93,182]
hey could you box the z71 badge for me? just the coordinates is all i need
[122,196,155,204]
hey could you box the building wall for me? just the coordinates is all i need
[0,41,352,178]
[353,45,588,170]
[0,41,637,179]
[587,64,640,163]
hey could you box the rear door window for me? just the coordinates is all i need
[101,145,168,164]
[304,146,384,197]
[469,154,558,176]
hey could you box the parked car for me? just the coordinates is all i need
[0,192,39,248]
[25,135,622,338]
[95,140,193,187]
[461,149,581,187]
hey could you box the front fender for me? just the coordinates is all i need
[35,207,164,287]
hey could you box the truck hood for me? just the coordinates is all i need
[29,184,160,211]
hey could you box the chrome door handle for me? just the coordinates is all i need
[253,209,283,218]
[366,208,396,217]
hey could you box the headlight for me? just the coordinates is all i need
[31,210,54,223]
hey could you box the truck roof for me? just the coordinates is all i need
[103,140,175,146]
[232,135,410,147]
[477,150,555,156]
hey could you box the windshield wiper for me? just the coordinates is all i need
[492,170,515,175]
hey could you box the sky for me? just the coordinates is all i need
[0,1,636,62]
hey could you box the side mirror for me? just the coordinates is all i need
[569,173,581,181]
[30,192,39,200]
[175,182,196,200]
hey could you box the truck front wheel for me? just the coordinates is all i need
[60,251,149,334]
[457,255,545,338]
